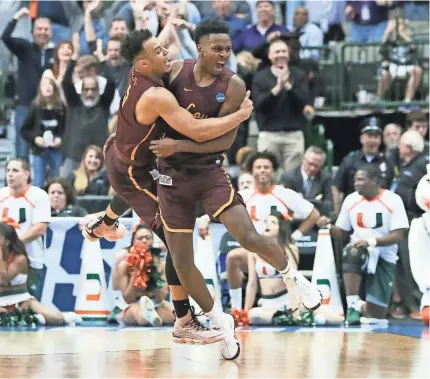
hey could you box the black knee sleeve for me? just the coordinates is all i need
[342,245,369,274]
[109,195,130,216]
[153,225,182,286]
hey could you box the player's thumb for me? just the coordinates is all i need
[244,90,251,99]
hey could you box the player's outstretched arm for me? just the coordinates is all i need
[147,87,253,143]
[149,76,248,156]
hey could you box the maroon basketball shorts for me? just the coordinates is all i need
[105,144,158,228]
[157,160,244,233]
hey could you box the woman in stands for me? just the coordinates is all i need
[244,210,300,325]
[68,145,110,196]
[20,77,66,189]
[45,178,88,217]
[42,40,74,103]
[109,224,174,326]
[0,223,81,326]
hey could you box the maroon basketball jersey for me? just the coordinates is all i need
[115,68,163,167]
[162,59,235,168]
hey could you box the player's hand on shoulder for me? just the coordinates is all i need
[239,90,253,121]
[149,138,179,157]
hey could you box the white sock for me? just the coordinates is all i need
[206,304,224,325]
[280,263,298,281]
[229,288,242,310]
[346,295,360,309]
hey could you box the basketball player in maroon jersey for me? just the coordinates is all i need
[83,29,253,345]
[152,19,322,359]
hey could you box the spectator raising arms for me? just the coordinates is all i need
[0,223,82,326]
[45,178,88,218]
[61,35,116,176]
[1,7,55,159]
[68,145,109,196]
[42,40,74,103]
[20,77,65,189]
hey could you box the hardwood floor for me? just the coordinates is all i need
[0,327,428,378]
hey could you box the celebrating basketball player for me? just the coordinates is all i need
[152,19,322,360]
[83,29,253,345]
[330,164,409,325]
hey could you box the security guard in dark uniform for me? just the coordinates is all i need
[334,117,395,209]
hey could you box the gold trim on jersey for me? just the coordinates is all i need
[127,122,158,202]
[159,211,193,234]
[212,169,235,218]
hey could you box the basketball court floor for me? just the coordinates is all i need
[0,322,428,378]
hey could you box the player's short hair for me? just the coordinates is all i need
[195,19,230,44]
[120,29,153,64]
[246,151,279,172]
[357,164,380,181]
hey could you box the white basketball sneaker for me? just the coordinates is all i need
[140,296,162,327]
[211,313,241,360]
[285,269,322,311]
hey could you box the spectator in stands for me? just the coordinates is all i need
[205,0,247,40]
[233,1,287,54]
[244,211,299,325]
[109,17,129,40]
[391,130,428,319]
[345,0,392,43]
[292,7,324,60]
[331,164,409,325]
[31,0,72,44]
[377,10,423,105]
[0,222,82,326]
[383,123,402,151]
[102,36,131,96]
[301,0,345,45]
[196,0,251,25]
[282,146,334,227]
[253,38,308,171]
[333,117,395,214]
[109,224,174,326]
[1,7,55,160]
[393,130,428,218]
[383,123,403,166]
[68,145,109,197]
[46,178,88,217]
[238,172,254,191]
[61,38,116,177]
[20,77,65,189]
[0,159,51,301]
[79,0,109,56]
[42,41,74,104]
[406,111,429,154]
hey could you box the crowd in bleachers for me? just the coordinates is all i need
[0,0,429,327]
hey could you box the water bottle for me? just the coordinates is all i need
[357,85,367,104]
[43,130,54,147]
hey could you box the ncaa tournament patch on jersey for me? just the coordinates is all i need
[216,93,225,103]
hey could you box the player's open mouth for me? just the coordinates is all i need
[264,228,270,233]
[216,61,225,71]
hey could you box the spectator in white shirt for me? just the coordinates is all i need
[0,159,51,301]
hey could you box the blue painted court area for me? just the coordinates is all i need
[0,320,427,339]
